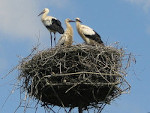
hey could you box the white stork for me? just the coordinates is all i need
[38,8,64,47]
[75,18,104,46]
[57,18,75,46]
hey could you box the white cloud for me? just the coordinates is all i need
[0,0,42,38]
[124,0,150,12]
[0,0,70,39]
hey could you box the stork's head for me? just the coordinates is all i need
[75,18,82,23]
[65,18,75,23]
[38,8,49,16]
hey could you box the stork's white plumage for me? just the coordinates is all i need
[38,8,64,47]
[57,18,74,46]
[75,18,104,46]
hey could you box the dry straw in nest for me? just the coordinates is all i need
[18,44,131,112]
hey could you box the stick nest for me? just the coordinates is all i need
[19,44,130,111]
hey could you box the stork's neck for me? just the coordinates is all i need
[41,12,48,21]
[66,22,73,32]
[76,21,81,32]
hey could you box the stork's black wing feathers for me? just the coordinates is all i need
[46,19,64,34]
[84,30,104,44]
[54,19,61,26]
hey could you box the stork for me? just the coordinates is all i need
[57,18,75,46]
[38,8,64,47]
[75,18,104,46]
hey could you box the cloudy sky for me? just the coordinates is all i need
[0,0,150,113]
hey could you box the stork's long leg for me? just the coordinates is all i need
[50,32,52,48]
[54,32,56,46]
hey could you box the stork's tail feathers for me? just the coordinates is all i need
[58,27,64,34]
[93,31,104,45]
[95,35,104,46]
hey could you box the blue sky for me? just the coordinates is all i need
[0,0,150,113]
